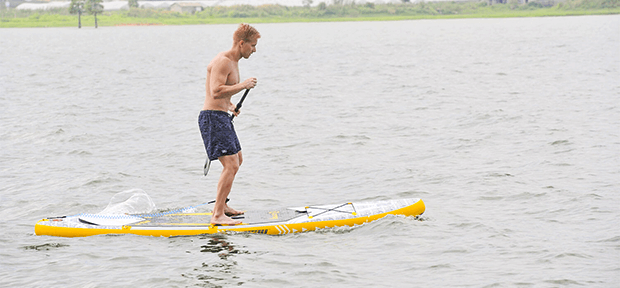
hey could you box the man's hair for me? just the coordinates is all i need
[233,23,261,43]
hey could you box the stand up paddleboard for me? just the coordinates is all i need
[35,198,425,238]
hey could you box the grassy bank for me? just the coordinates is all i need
[1,0,619,28]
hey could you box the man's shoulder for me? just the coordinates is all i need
[211,52,235,69]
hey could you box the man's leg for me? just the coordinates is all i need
[221,151,244,216]
[224,151,243,215]
[211,152,243,225]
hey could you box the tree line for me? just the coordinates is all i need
[7,0,620,28]
[69,0,139,27]
[69,0,135,28]
[69,0,101,28]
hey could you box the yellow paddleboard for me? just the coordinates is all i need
[35,198,425,238]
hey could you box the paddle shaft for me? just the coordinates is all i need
[231,89,250,120]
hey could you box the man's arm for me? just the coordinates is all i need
[209,59,256,100]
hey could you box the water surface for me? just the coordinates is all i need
[1,15,619,287]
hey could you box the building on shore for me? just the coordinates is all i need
[170,2,203,13]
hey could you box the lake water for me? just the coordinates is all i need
[1,15,619,287]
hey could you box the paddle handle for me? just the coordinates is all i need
[231,89,250,120]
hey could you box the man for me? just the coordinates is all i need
[199,23,260,225]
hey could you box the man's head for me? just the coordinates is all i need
[233,23,260,59]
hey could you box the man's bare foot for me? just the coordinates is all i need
[224,205,244,216]
[210,214,242,225]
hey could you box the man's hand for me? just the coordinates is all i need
[242,77,257,90]
[229,102,240,117]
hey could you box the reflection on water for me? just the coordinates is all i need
[182,234,252,287]
[199,234,249,260]
[23,242,70,251]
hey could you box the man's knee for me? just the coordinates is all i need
[225,162,240,174]
[220,154,241,173]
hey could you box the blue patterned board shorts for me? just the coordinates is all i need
[198,110,241,161]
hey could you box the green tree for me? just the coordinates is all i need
[85,0,103,28]
[69,0,84,28]
[128,0,138,9]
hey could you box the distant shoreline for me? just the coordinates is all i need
[1,1,618,28]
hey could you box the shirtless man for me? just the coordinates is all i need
[199,23,260,225]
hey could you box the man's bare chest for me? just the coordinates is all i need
[226,65,240,85]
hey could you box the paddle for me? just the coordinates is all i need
[231,88,250,120]
[204,89,251,176]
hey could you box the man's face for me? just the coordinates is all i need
[241,37,258,59]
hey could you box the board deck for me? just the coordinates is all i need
[35,198,425,237]
[127,209,304,227]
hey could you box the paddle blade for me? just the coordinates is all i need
[203,157,211,176]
